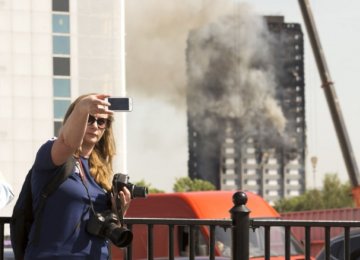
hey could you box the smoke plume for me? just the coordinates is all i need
[186,6,288,146]
[126,0,236,107]
[126,1,295,165]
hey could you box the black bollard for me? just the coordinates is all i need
[229,191,251,260]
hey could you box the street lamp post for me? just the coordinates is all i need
[310,156,318,189]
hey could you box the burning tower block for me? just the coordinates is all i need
[186,13,305,204]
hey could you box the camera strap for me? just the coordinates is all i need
[75,158,124,226]
[76,158,125,227]
[76,158,97,215]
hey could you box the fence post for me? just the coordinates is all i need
[229,191,250,260]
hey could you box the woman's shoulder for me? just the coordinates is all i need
[33,138,58,171]
[37,137,57,154]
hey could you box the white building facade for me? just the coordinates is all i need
[0,0,125,216]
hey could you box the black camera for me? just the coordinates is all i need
[86,173,146,247]
[86,210,133,248]
[113,173,148,199]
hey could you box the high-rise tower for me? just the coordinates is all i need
[186,15,305,204]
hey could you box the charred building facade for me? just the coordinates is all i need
[186,15,305,204]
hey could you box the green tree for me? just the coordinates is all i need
[173,177,216,192]
[274,173,354,212]
[134,179,165,194]
[322,174,353,208]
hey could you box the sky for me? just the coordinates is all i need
[124,0,360,192]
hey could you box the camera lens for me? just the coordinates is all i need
[131,185,148,198]
[106,223,133,247]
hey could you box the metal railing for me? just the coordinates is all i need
[2,192,360,260]
[251,219,360,260]
[122,192,360,260]
[0,216,11,259]
[124,218,232,260]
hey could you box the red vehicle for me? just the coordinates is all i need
[112,191,306,260]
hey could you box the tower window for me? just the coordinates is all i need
[52,0,69,12]
[53,57,70,76]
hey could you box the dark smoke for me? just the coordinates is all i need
[125,2,298,168]
[186,6,289,149]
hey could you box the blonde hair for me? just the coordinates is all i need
[63,94,116,191]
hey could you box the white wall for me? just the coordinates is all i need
[0,0,124,218]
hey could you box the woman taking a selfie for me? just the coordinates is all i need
[25,93,131,260]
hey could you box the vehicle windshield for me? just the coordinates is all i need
[215,226,304,257]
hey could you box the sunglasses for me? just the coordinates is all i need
[87,115,109,129]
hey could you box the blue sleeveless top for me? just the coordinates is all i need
[25,139,111,260]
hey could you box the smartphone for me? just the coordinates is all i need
[107,97,132,112]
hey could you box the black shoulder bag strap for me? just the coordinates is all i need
[32,157,75,246]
